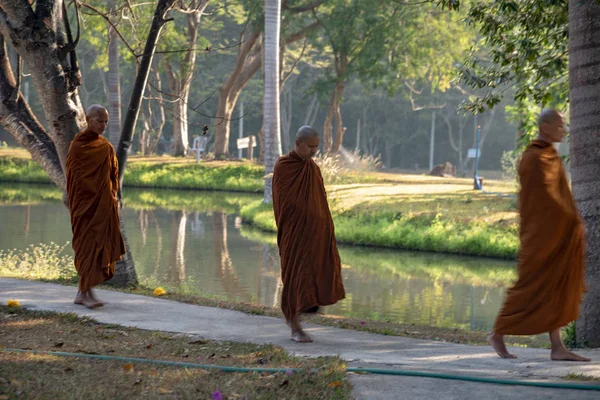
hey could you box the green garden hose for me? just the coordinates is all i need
[3,348,600,391]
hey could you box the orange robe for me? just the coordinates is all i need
[66,130,125,292]
[494,140,586,335]
[273,150,345,321]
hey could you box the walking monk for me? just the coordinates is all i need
[489,109,590,361]
[66,105,126,309]
[272,126,345,342]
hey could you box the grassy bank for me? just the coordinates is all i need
[0,149,265,192]
[0,305,350,399]
[241,178,519,259]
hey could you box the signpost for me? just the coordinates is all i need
[237,135,256,161]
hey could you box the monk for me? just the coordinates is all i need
[272,126,345,343]
[66,105,126,309]
[488,109,590,362]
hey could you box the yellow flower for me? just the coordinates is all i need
[153,287,166,296]
[7,299,20,307]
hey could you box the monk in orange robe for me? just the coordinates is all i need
[66,105,125,309]
[273,126,346,342]
[489,109,590,361]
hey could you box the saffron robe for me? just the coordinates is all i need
[494,140,586,335]
[66,130,125,292]
[273,150,345,321]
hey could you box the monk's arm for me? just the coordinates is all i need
[524,156,576,218]
[109,147,119,200]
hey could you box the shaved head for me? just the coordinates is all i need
[538,109,565,143]
[85,104,109,135]
[538,109,562,128]
[86,104,108,119]
[294,126,319,159]
[296,126,319,142]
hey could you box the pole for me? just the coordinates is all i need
[238,101,244,159]
[429,111,435,171]
[474,125,481,189]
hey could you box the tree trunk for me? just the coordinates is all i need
[213,21,320,157]
[165,62,188,156]
[263,0,282,203]
[107,0,122,148]
[117,0,177,187]
[569,0,600,347]
[324,80,345,153]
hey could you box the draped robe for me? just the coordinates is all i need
[494,140,586,335]
[272,150,345,321]
[66,129,125,292]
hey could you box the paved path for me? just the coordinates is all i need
[2,278,600,399]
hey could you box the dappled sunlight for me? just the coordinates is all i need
[2,319,51,329]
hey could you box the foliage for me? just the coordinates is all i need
[0,242,76,282]
[455,0,569,114]
[313,152,344,184]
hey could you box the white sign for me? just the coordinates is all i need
[467,148,480,159]
[237,135,256,150]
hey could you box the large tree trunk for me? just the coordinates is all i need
[569,0,600,347]
[107,0,122,148]
[324,80,345,153]
[0,2,86,171]
[263,0,282,203]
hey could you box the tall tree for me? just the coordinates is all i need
[212,1,321,157]
[263,0,282,202]
[312,0,473,153]
[163,0,209,156]
[106,0,122,148]
[0,0,179,285]
[569,0,600,347]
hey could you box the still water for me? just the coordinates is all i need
[0,184,516,331]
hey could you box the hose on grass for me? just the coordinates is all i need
[3,348,600,391]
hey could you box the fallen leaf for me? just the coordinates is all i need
[279,380,289,388]
[328,381,343,388]
[134,379,142,385]
[123,363,134,371]
[159,388,174,394]
[146,344,153,349]
[54,342,64,348]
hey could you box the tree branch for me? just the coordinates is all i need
[79,2,139,59]
[283,0,326,13]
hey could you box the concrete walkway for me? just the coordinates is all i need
[2,278,600,399]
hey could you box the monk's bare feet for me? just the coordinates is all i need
[290,317,312,343]
[88,289,104,307]
[80,291,103,309]
[488,332,517,359]
[291,329,313,343]
[551,347,591,362]
[74,291,84,305]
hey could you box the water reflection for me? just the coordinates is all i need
[0,184,516,331]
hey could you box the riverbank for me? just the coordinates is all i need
[0,305,351,399]
[0,149,519,258]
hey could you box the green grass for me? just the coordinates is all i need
[240,191,519,259]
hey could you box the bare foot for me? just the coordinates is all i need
[88,289,104,307]
[291,329,313,343]
[74,292,84,305]
[551,348,591,362]
[80,292,103,309]
[488,332,517,359]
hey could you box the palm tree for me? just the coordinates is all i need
[263,0,283,203]
[569,0,600,347]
